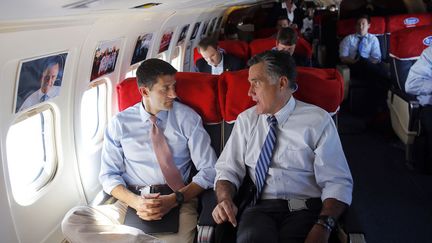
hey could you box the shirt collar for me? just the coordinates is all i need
[214,52,224,68]
[267,96,296,126]
[139,101,169,124]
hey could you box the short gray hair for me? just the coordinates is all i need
[247,50,297,88]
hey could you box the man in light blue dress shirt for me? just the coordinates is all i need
[212,51,353,243]
[405,46,432,173]
[339,15,388,81]
[62,59,217,243]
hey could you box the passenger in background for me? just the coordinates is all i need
[19,58,61,112]
[279,0,304,29]
[194,37,244,74]
[301,6,315,43]
[62,59,217,243]
[224,23,239,40]
[274,27,312,67]
[339,14,387,81]
[212,51,353,243]
[276,16,294,31]
[405,46,432,174]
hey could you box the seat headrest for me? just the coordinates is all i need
[294,67,343,113]
[116,77,141,112]
[337,17,385,37]
[116,72,221,124]
[218,69,255,122]
[175,72,222,124]
[219,67,343,122]
[389,25,432,60]
[386,13,432,34]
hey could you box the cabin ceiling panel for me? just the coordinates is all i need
[0,0,260,21]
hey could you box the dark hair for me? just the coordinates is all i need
[357,14,371,24]
[247,50,297,89]
[197,36,218,51]
[277,15,290,23]
[276,27,298,46]
[136,58,177,89]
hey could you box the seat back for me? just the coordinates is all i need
[254,27,278,39]
[249,37,313,60]
[116,77,142,111]
[389,25,432,91]
[193,40,249,64]
[386,13,432,60]
[336,17,386,60]
[295,67,344,114]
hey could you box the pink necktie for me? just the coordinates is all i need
[149,115,185,191]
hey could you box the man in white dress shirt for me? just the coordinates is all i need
[18,59,61,112]
[212,50,353,243]
[405,46,432,173]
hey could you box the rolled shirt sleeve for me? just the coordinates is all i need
[99,118,127,195]
[215,119,248,191]
[313,116,353,205]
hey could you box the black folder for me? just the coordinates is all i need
[124,206,180,234]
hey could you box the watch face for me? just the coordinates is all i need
[175,191,184,204]
[320,215,336,228]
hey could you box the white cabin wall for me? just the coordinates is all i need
[0,4,230,243]
[0,18,94,243]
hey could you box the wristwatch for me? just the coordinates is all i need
[316,215,336,231]
[175,191,184,206]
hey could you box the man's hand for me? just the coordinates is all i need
[134,193,177,221]
[304,224,331,243]
[212,198,238,227]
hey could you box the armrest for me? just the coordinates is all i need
[388,88,421,132]
[90,190,117,206]
[198,189,217,226]
[336,64,350,101]
[337,204,366,243]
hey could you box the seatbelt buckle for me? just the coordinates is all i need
[139,185,151,196]
[287,199,308,211]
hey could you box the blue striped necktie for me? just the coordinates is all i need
[252,115,278,205]
[357,36,365,59]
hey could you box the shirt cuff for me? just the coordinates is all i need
[214,171,241,191]
[192,169,216,190]
[102,180,126,195]
[321,183,353,205]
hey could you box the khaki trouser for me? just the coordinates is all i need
[62,199,198,243]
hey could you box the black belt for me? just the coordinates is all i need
[127,184,173,195]
[257,198,322,212]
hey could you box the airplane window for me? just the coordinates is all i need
[170,46,182,71]
[157,52,167,61]
[6,108,57,205]
[81,82,107,144]
[125,68,137,78]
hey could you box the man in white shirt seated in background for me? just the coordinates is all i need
[405,46,432,174]
[193,37,244,74]
[62,58,217,243]
[212,50,353,243]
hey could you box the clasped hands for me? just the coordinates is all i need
[133,193,176,221]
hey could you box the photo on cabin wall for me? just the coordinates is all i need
[14,53,68,113]
[159,28,174,53]
[90,38,121,81]
[177,24,190,46]
[131,33,153,65]
[190,22,201,40]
